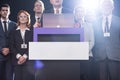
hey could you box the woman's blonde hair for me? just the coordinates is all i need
[17,10,31,28]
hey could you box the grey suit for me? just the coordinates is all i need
[93,15,120,61]
[80,22,96,80]
[93,15,120,80]
[84,22,94,57]
[0,20,16,80]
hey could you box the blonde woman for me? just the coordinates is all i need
[10,10,34,80]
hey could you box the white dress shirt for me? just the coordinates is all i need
[102,15,112,37]
[16,27,30,59]
[102,15,112,33]
[1,18,9,32]
[54,7,62,14]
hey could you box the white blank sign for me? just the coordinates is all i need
[29,42,89,60]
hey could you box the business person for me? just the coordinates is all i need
[74,6,95,80]
[92,0,120,80]
[0,4,16,80]
[31,1,45,79]
[45,0,72,14]
[32,0,45,28]
[9,10,34,80]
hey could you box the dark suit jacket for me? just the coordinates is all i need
[9,29,33,65]
[31,14,43,29]
[0,20,16,61]
[45,7,72,13]
[92,15,120,61]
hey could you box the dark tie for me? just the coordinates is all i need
[37,17,40,22]
[105,17,109,33]
[3,21,7,32]
[36,17,41,27]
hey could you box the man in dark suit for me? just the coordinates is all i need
[93,0,120,80]
[45,0,72,14]
[31,0,45,80]
[31,0,45,28]
[0,4,16,80]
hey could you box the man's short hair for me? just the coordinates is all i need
[0,4,10,11]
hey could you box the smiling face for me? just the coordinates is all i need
[50,0,63,8]
[19,12,28,24]
[17,10,30,27]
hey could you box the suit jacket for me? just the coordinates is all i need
[92,15,120,61]
[9,29,33,65]
[31,14,43,29]
[84,22,94,57]
[45,7,72,13]
[0,20,16,61]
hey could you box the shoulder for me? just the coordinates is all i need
[9,20,16,25]
[62,7,73,13]
[112,15,120,23]
[44,8,53,13]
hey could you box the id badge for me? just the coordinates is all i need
[21,44,27,49]
[104,33,110,37]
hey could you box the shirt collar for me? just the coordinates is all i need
[53,7,63,14]
[103,14,112,21]
[16,27,30,31]
[1,18,9,23]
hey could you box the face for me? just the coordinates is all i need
[50,0,63,7]
[34,1,43,13]
[19,12,28,24]
[101,0,114,16]
[74,7,85,20]
[0,7,10,19]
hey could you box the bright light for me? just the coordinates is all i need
[82,0,99,11]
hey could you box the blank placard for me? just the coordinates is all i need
[29,42,89,60]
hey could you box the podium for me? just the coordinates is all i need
[29,28,89,80]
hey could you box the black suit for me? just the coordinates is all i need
[0,20,16,80]
[9,28,35,80]
[93,15,120,80]
[31,14,43,29]
[30,14,45,80]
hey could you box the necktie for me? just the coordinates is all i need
[3,21,7,32]
[105,17,109,33]
[37,17,40,22]
[34,17,41,27]
[56,9,59,14]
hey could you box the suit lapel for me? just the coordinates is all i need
[25,30,30,43]
[17,30,23,43]
[98,17,104,37]
[8,20,11,31]
[110,16,114,32]
[0,20,5,33]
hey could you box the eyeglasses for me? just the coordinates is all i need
[19,16,28,18]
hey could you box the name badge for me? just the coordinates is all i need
[104,33,110,37]
[21,44,27,49]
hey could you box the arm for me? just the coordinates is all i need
[89,25,94,52]
[9,30,19,59]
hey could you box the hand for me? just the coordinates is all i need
[74,23,81,28]
[18,56,26,64]
[33,21,41,28]
[2,48,9,56]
